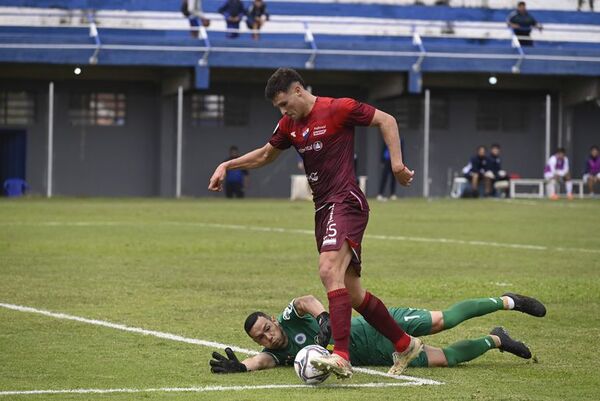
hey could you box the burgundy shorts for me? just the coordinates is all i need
[314,191,369,274]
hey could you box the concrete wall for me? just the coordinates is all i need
[2,69,598,198]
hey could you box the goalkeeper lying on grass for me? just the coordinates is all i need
[210,293,546,373]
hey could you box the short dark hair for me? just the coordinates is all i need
[556,147,566,154]
[591,145,599,151]
[244,311,269,335]
[264,68,306,100]
[491,143,501,149]
[518,1,526,6]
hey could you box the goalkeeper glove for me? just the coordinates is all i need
[315,311,331,347]
[209,347,247,374]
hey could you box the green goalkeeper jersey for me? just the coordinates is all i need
[261,299,432,367]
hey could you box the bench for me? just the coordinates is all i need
[510,178,585,199]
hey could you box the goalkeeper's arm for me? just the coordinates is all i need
[210,348,276,373]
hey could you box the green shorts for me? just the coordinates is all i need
[389,307,433,338]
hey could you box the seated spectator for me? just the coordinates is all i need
[462,145,489,197]
[507,2,542,47]
[583,145,600,195]
[181,0,210,39]
[219,0,247,38]
[224,146,249,198]
[246,0,269,40]
[485,143,509,197]
[578,0,594,11]
[544,148,573,200]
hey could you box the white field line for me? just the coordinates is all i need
[180,222,600,255]
[0,381,436,396]
[0,302,442,386]
[3,221,600,254]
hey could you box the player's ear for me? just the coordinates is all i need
[293,84,302,96]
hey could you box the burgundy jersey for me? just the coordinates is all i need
[269,97,375,209]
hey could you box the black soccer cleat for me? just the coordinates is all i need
[503,293,547,317]
[490,326,532,360]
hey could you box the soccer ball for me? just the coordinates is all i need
[293,345,331,385]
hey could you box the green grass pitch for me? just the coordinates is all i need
[1,198,599,400]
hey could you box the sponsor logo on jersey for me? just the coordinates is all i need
[302,128,310,138]
[294,333,307,345]
[322,204,337,247]
[308,172,319,183]
[313,125,327,136]
[403,315,420,321]
[298,142,324,154]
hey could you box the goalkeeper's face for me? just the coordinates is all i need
[247,316,288,349]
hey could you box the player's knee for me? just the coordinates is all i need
[318,261,343,287]
[442,348,458,367]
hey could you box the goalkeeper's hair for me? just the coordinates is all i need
[264,68,306,100]
[244,311,270,335]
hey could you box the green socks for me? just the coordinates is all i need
[442,297,504,329]
[442,336,496,367]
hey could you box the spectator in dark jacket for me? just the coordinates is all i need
[219,0,247,38]
[246,0,269,40]
[181,0,210,38]
[506,2,542,46]
[485,144,508,197]
[462,145,489,196]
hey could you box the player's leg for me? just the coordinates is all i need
[585,174,593,194]
[345,268,423,375]
[429,294,546,334]
[564,172,573,199]
[311,243,354,378]
[546,173,557,199]
[377,164,389,200]
[470,172,479,191]
[484,171,494,196]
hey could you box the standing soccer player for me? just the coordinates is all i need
[208,68,421,378]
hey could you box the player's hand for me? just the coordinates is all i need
[393,164,415,186]
[210,348,247,374]
[315,312,331,347]
[208,163,227,192]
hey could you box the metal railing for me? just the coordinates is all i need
[1,7,599,70]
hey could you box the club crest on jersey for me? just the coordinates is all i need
[294,333,307,345]
[302,128,310,138]
[313,141,323,151]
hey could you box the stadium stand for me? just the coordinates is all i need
[1,1,599,79]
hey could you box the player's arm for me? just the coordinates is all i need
[293,295,331,347]
[210,348,276,374]
[370,109,414,186]
[241,352,277,372]
[293,295,326,317]
[208,143,281,191]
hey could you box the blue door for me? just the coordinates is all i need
[0,130,27,194]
